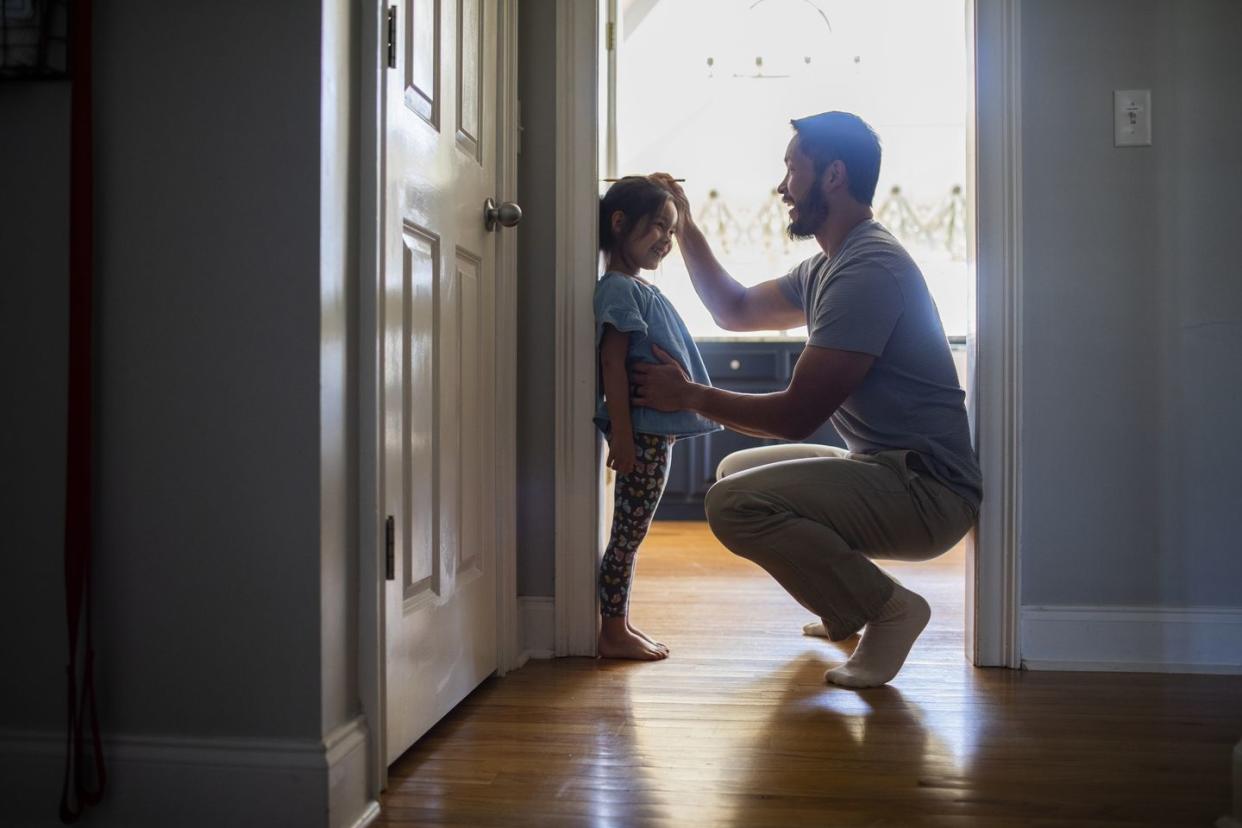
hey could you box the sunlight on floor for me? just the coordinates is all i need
[614,521,973,822]
[378,522,1241,826]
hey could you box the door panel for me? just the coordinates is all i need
[406,0,439,125]
[384,0,498,765]
[456,0,482,157]
[401,222,436,604]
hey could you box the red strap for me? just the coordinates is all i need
[61,0,105,821]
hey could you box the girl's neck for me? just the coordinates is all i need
[605,256,651,285]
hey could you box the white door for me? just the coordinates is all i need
[383,0,499,763]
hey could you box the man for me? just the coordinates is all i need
[634,111,981,688]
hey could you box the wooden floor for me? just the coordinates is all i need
[378,522,1242,827]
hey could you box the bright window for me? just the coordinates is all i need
[611,0,969,339]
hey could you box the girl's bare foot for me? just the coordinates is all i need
[598,618,667,660]
[626,621,669,655]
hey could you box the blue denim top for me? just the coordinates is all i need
[593,271,722,439]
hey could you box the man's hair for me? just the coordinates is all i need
[789,111,882,206]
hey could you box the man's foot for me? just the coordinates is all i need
[802,621,858,651]
[627,622,669,654]
[802,620,833,639]
[823,583,930,688]
[598,620,668,661]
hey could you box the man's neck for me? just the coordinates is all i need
[814,203,874,259]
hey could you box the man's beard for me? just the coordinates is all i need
[786,180,830,240]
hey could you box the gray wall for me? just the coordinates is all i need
[515,0,559,598]
[1151,0,1242,607]
[0,0,358,750]
[0,82,72,736]
[90,0,323,740]
[1020,0,1242,608]
[1019,0,1163,605]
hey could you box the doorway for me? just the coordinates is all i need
[609,0,972,651]
[558,0,1023,665]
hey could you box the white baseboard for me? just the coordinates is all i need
[520,595,556,661]
[1022,605,1242,674]
[0,716,378,828]
[324,717,376,828]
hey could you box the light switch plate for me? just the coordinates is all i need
[1114,89,1152,147]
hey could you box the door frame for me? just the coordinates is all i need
[357,0,522,797]
[552,0,604,657]
[552,0,1024,667]
[966,0,1023,668]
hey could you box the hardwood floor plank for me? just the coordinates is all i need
[377,522,1242,827]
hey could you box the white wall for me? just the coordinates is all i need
[0,1,367,824]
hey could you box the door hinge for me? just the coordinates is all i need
[384,515,395,580]
[386,6,397,69]
[606,21,615,52]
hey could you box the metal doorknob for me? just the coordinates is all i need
[484,198,522,231]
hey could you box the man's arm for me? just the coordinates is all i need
[651,174,805,332]
[633,344,875,441]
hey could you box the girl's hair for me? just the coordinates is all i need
[598,176,673,255]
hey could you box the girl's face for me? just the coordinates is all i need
[613,198,677,274]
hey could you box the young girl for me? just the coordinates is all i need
[595,176,720,660]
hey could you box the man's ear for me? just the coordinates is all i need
[823,159,848,195]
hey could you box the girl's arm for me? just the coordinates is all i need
[600,325,637,474]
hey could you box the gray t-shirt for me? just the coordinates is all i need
[779,219,981,506]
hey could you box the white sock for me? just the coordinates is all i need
[802,620,831,638]
[823,583,930,688]
[802,620,858,641]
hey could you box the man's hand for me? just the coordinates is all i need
[649,173,692,235]
[631,345,695,412]
[606,431,637,476]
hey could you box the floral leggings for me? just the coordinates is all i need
[600,432,673,618]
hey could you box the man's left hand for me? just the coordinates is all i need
[631,345,694,412]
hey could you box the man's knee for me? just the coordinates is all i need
[715,451,744,481]
[704,479,760,557]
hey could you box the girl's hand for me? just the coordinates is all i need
[607,433,637,476]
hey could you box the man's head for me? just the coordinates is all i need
[777,111,882,239]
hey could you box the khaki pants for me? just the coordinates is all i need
[705,444,977,640]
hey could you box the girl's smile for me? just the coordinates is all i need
[613,197,678,275]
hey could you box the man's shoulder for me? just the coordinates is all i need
[844,222,916,267]
[793,251,829,283]
[826,222,919,285]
